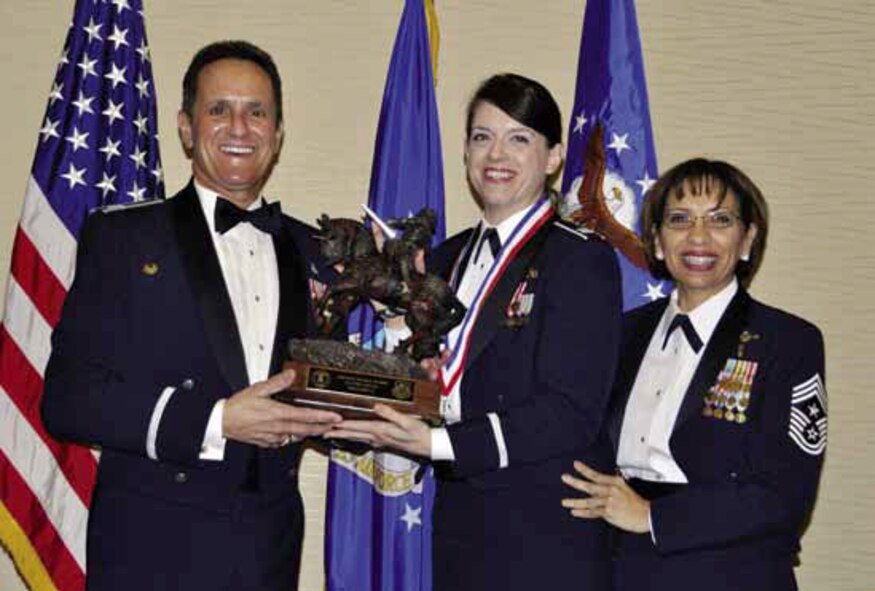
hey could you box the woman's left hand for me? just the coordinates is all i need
[561,461,651,534]
[325,404,431,458]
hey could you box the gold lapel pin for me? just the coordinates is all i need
[737,330,760,358]
[141,262,160,276]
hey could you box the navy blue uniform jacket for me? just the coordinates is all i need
[428,219,621,591]
[606,289,826,591]
[42,183,323,591]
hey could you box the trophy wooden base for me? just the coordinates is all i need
[273,341,442,425]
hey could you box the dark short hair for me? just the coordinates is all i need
[640,158,769,287]
[465,73,562,147]
[182,40,283,126]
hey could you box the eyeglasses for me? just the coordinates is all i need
[662,209,741,230]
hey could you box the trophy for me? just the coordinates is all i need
[273,207,465,425]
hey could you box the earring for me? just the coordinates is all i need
[741,253,750,262]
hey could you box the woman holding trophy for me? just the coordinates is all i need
[328,73,622,590]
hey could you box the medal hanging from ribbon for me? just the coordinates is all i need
[440,197,554,396]
[703,358,758,424]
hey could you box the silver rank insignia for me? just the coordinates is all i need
[702,358,758,424]
[788,373,827,456]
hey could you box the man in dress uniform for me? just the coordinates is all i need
[42,40,341,590]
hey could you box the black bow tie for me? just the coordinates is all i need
[473,227,501,263]
[214,198,282,236]
[662,313,703,353]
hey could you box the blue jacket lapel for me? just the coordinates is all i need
[171,182,249,393]
[269,219,310,374]
[464,218,553,370]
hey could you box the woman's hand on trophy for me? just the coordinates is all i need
[419,349,451,381]
[325,403,431,458]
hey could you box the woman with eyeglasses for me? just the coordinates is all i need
[561,158,827,591]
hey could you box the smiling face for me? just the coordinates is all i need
[655,183,758,311]
[465,101,562,225]
[177,58,283,208]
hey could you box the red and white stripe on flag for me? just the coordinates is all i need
[0,1,164,589]
[0,178,92,590]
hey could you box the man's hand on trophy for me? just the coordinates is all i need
[223,369,342,448]
[325,403,431,458]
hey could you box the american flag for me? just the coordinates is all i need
[0,1,162,589]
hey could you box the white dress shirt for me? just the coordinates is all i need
[617,279,738,483]
[145,182,280,461]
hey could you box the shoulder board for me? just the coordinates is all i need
[553,219,600,241]
[96,198,164,215]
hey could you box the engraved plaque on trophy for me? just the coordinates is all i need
[275,340,442,425]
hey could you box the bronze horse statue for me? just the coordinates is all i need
[313,215,405,336]
[313,209,466,361]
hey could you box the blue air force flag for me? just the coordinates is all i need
[326,2,443,591]
[560,0,665,311]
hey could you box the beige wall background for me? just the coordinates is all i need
[1,1,873,589]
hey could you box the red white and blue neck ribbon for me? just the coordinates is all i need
[440,196,554,395]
